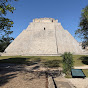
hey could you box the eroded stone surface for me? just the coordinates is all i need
[2,18,83,56]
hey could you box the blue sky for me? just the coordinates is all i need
[6,0,88,42]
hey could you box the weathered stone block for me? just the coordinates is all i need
[2,18,83,56]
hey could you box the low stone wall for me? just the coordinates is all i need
[48,77,55,88]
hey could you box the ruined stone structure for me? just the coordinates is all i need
[2,18,83,56]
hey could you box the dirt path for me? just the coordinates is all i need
[67,78,88,88]
[74,65,88,69]
[0,63,46,88]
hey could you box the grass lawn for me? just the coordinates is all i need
[82,69,88,77]
[73,55,88,66]
[0,55,88,78]
[0,56,62,67]
[0,55,88,67]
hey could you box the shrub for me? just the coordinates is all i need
[62,52,74,75]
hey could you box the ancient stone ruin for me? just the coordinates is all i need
[2,18,83,56]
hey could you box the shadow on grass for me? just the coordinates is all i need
[78,56,88,65]
[0,57,41,65]
[43,60,61,68]
[30,58,41,62]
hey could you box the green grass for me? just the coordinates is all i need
[0,55,88,67]
[0,55,88,78]
[65,74,72,78]
[0,56,62,67]
[43,60,60,68]
[73,55,88,66]
[82,69,88,77]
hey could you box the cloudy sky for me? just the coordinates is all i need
[6,0,88,42]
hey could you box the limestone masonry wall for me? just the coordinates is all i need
[2,18,83,56]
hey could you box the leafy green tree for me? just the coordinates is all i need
[0,0,17,52]
[75,5,88,45]
[62,52,74,75]
[0,36,14,52]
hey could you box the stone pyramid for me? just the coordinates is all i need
[3,18,83,56]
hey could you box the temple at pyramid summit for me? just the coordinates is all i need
[2,18,83,56]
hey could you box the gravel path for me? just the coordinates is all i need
[54,77,74,88]
[54,76,88,88]
[74,65,88,69]
[67,78,88,88]
[0,64,46,88]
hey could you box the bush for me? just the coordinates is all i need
[62,52,74,75]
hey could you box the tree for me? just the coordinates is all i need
[0,0,17,52]
[62,52,74,75]
[75,5,88,46]
[0,36,14,52]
